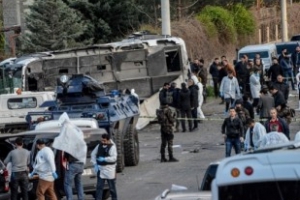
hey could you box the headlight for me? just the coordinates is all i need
[60,75,69,83]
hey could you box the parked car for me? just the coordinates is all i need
[0,160,10,200]
[291,34,300,41]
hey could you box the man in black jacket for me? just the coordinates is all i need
[272,75,289,101]
[209,58,220,98]
[159,82,170,106]
[235,55,248,94]
[179,82,192,132]
[267,57,283,83]
[269,85,286,110]
[221,107,244,157]
[188,79,199,130]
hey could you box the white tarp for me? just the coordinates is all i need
[52,113,87,164]
[295,131,300,142]
[260,131,289,148]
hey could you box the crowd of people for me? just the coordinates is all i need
[157,45,300,159]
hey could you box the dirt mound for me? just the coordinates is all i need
[171,18,236,63]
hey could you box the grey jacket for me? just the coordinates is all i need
[257,93,275,118]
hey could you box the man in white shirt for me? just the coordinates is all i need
[244,118,266,151]
[91,134,118,200]
[30,139,58,200]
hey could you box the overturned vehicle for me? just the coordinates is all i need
[26,74,140,172]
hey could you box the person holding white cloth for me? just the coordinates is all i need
[91,133,118,200]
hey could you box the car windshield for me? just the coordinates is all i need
[276,43,299,54]
[239,51,269,59]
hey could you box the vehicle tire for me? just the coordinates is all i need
[124,124,139,166]
[114,129,125,172]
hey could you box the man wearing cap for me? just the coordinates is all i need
[267,57,283,83]
[30,139,58,200]
[4,137,30,200]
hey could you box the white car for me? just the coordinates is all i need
[154,188,211,200]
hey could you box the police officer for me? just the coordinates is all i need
[158,103,178,162]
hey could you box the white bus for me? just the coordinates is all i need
[211,142,300,200]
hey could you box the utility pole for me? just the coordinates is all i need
[161,0,171,36]
[281,0,288,42]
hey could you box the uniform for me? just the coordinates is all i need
[158,105,178,162]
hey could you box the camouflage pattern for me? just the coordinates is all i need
[160,105,176,134]
[159,105,176,158]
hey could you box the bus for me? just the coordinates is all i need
[211,141,300,200]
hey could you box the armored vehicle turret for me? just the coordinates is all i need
[26,74,140,172]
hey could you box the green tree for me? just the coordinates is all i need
[62,0,140,43]
[229,3,255,36]
[21,0,86,53]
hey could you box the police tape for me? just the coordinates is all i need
[138,115,300,122]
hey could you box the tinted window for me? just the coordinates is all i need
[276,43,299,54]
[291,35,300,41]
[201,164,218,191]
[219,181,300,200]
[8,97,37,109]
[239,51,269,59]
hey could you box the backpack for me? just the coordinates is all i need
[166,91,173,105]
[156,109,166,124]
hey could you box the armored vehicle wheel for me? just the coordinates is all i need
[124,124,139,166]
[114,129,125,172]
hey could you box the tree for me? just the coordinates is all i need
[62,0,140,44]
[21,0,86,53]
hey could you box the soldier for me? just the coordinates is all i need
[156,103,178,162]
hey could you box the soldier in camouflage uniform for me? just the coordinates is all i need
[158,104,179,162]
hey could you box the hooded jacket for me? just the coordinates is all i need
[178,87,191,110]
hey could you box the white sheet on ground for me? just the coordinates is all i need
[52,113,87,164]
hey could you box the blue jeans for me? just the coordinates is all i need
[95,172,117,200]
[64,162,84,200]
[225,137,241,157]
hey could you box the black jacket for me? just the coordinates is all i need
[189,85,199,108]
[292,51,300,67]
[169,86,180,109]
[218,67,227,83]
[267,64,283,82]
[273,81,289,100]
[178,88,191,110]
[159,88,168,105]
[243,101,254,119]
[273,90,286,108]
[235,61,248,79]
[209,63,219,78]
[221,116,244,138]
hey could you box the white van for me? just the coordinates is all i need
[211,141,300,200]
[0,91,55,132]
[237,44,277,71]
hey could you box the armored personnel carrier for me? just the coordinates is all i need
[26,74,140,172]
